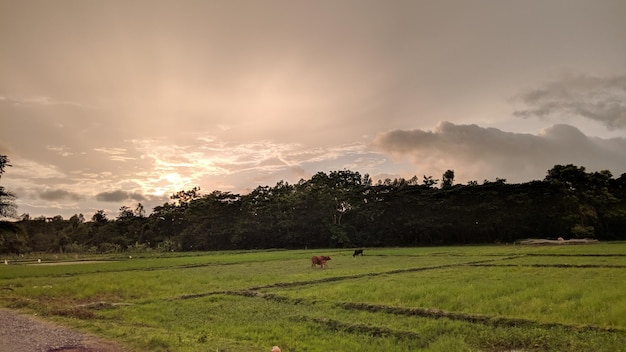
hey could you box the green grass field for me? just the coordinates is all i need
[1,243,625,351]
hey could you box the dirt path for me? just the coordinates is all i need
[0,309,126,352]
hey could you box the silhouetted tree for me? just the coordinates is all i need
[4,164,626,253]
[0,155,17,219]
[441,169,455,189]
[422,175,438,188]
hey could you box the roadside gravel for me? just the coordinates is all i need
[0,309,126,352]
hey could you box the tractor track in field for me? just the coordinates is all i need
[17,252,624,279]
[218,290,626,335]
[6,252,623,351]
[526,253,626,257]
[469,263,626,269]
[166,254,625,337]
[170,256,522,301]
[169,253,625,303]
[16,260,272,278]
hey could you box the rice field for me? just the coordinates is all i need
[1,243,625,351]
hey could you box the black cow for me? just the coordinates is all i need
[353,249,364,257]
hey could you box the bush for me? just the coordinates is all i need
[571,224,595,238]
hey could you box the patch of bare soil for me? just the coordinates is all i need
[0,309,126,352]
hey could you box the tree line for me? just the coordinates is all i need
[1,155,626,254]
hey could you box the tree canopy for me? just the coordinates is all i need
[0,155,17,219]
[2,164,626,254]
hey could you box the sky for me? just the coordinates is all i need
[1,0,625,220]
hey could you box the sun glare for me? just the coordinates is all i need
[164,172,185,189]
[147,172,192,196]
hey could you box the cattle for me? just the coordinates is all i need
[353,249,364,257]
[311,255,331,269]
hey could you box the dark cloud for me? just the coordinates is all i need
[39,189,83,201]
[95,190,147,203]
[373,122,626,183]
[2,1,625,218]
[514,74,626,130]
[129,193,148,202]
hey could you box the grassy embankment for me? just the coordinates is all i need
[1,244,625,351]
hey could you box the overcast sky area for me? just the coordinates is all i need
[1,0,625,219]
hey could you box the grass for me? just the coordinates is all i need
[272,266,626,327]
[1,243,625,351]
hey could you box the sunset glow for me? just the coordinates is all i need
[1,0,625,219]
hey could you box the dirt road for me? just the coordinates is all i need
[0,309,126,352]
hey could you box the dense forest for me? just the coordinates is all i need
[1,154,626,254]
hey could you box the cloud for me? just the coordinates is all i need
[94,147,127,155]
[95,190,147,203]
[47,145,74,157]
[373,121,626,183]
[39,189,83,201]
[513,74,626,130]
[0,95,93,109]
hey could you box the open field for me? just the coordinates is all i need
[1,243,626,351]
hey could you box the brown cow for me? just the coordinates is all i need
[311,255,331,269]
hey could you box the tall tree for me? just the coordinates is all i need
[0,155,26,253]
[0,155,10,177]
[0,155,17,219]
[91,210,108,223]
[135,203,146,217]
[544,164,618,238]
[422,175,438,188]
[441,169,455,189]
